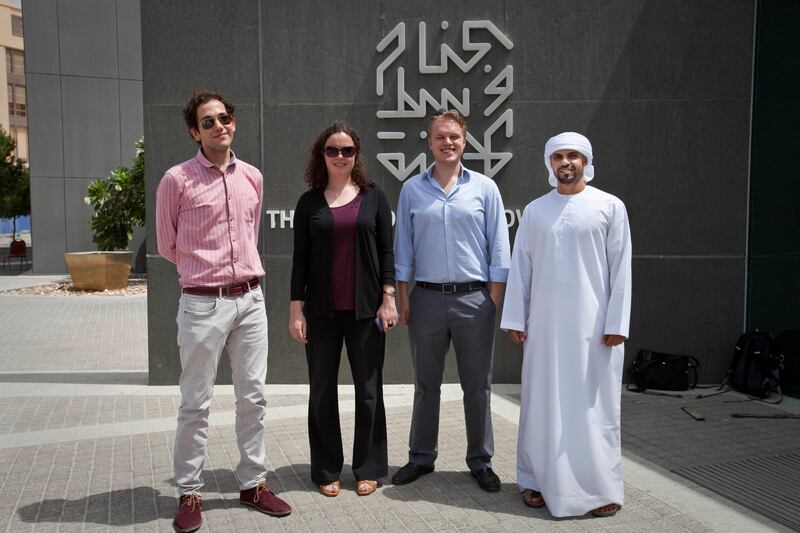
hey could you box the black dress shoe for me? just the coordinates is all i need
[391,462,435,485]
[471,467,501,492]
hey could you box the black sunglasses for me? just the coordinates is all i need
[199,113,234,130]
[324,146,356,158]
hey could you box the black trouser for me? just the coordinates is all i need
[305,310,388,484]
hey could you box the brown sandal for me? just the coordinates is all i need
[319,480,340,497]
[356,480,378,496]
[591,503,621,517]
[521,489,545,508]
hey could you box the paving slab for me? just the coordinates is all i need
[0,384,788,533]
[0,294,147,373]
[0,292,795,531]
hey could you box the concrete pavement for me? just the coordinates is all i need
[0,276,793,532]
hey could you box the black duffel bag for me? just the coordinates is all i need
[627,349,699,391]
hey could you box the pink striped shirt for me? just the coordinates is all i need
[156,149,265,287]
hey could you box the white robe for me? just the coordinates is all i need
[500,185,632,517]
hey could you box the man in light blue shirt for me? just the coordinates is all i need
[392,110,511,492]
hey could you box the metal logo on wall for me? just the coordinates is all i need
[375,21,514,182]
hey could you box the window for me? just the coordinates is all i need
[9,126,27,161]
[8,83,26,117]
[11,15,22,37]
[5,49,24,75]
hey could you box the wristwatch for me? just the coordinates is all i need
[383,289,396,297]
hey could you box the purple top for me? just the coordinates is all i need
[330,193,362,310]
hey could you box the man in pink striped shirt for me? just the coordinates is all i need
[156,91,291,532]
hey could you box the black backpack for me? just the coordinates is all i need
[627,349,699,391]
[725,331,784,401]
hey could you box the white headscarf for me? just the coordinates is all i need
[544,132,594,187]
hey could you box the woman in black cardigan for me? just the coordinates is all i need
[289,122,397,497]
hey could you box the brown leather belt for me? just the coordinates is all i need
[416,281,486,294]
[183,278,259,297]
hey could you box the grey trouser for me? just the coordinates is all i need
[407,285,496,471]
[173,287,268,495]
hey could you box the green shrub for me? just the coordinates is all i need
[85,137,145,251]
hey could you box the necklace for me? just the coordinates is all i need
[330,180,352,200]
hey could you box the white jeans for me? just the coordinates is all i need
[173,286,268,495]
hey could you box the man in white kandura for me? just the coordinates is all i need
[500,132,632,518]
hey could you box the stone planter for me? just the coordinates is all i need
[64,251,133,291]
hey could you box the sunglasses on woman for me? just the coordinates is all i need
[324,146,356,158]
[199,113,234,130]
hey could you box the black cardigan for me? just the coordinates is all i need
[290,185,395,320]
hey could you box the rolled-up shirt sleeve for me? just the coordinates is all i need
[485,182,511,282]
[393,185,414,282]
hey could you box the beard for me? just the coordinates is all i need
[556,167,583,185]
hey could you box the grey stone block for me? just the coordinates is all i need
[141,0,260,105]
[146,255,181,385]
[626,99,749,256]
[507,0,634,102]
[629,0,754,100]
[64,178,96,252]
[260,0,384,105]
[117,0,143,80]
[30,177,66,273]
[57,0,119,78]
[120,80,144,163]
[20,0,60,74]
[626,257,745,383]
[61,76,121,179]
[26,73,64,179]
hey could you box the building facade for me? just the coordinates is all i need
[0,0,25,160]
[22,0,143,273]
[22,1,798,385]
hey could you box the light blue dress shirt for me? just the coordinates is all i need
[394,164,511,283]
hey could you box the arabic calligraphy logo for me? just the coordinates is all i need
[375,21,514,181]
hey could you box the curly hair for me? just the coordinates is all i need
[305,122,373,191]
[182,91,235,131]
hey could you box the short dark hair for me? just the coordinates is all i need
[305,122,373,192]
[428,109,467,135]
[182,91,235,131]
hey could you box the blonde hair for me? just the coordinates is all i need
[428,109,467,134]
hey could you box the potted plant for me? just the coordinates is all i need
[65,138,144,290]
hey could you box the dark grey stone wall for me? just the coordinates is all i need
[24,0,144,273]
[144,0,754,385]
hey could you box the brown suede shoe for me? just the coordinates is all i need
[173,493,202,533]
[240,480,292,517]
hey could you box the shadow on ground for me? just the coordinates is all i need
[17,469,253,527]
[380,468,574,522]
[16,463,565,527]
[17,486,177,526]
